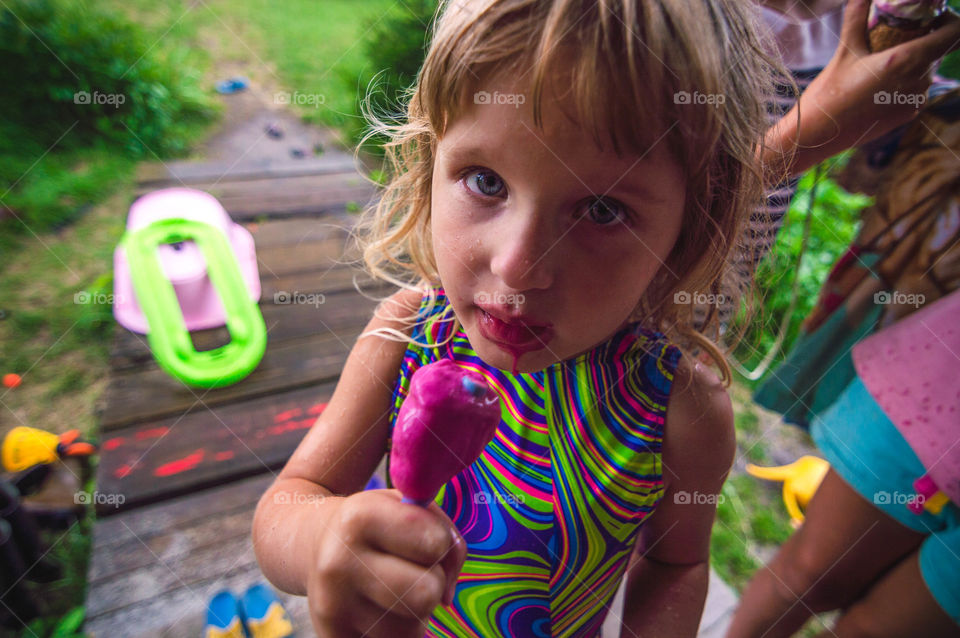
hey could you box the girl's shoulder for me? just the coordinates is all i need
[662,355,736,483]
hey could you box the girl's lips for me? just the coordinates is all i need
[476,308,554,350]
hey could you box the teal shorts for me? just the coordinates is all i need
[811,377,960,625]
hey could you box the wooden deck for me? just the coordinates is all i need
[83,151,390,635]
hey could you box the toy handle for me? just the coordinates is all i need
[61,442,97,457]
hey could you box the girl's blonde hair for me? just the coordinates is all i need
[354,0,794,384]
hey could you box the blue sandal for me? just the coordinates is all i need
[240,583,294,638]
[204,589,246,638]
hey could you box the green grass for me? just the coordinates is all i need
[100,0,397,130]
[210,0,397,128]
[712,385,795,592]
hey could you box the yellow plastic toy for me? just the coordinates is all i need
[1,426,97,473]
[746,455,830,527]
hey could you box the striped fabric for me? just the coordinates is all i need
[738,68,818,275]
[387,288,682,637]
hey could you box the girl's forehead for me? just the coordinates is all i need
[439,80,678,174]
[437,56,679,168]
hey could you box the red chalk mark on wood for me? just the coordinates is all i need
[273,408,303,423]
[114,464,133,479]
[154,450,205,477]
[104,437,126,451]
[267,418,316,436]
[215,451,235,461]
[135,427,170,440]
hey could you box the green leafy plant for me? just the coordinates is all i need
[0,0,215,155]
[344,0,438,153]
[731,158,873,385]
[0,0,217,239]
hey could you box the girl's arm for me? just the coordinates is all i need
[251,287,423,595]
[761,0,960,182]
[618,358,735,638]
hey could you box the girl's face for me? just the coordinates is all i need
[431,75,686,373]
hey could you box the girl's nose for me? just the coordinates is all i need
[488,206,556,292]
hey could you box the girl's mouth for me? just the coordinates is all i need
[476,308,554,351]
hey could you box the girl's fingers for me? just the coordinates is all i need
[357,490,456,567]
[839,0,871,53]
[909,8,960,61]
[316,594,428,638]
[355,489,466,606]
[354,550,448,621]
[434,515,467,605]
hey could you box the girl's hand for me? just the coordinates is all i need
[306,488,467,638]
[766,0,960,178]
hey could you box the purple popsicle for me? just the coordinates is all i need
[390,359,501,507]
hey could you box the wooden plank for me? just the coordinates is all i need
[94,383,337,514]
[109,284,390,370]
[220,185,378,220]
[89,506,256,582]
[244,215,356,248]
[198,171,371,200]
[259,265,381,301]
[85,557,312,638]
[135,172,379,221]
[92,473,273,549]
[87,525,261,618]
[97,325,364,431]
[254,235,356,277]
[135,155,361,185]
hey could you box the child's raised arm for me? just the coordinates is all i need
[618,358,736,638]
[762,0,960,182]
[251,288,467,638]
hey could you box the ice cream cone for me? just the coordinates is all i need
[867,0,947,52]
[868,21,931,51]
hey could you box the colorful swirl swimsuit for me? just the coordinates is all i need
[387,288,682,637]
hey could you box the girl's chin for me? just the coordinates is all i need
[470,334,558,374]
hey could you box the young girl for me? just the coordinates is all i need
[252,1,784,636]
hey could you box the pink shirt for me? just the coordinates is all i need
[853,289,960,506]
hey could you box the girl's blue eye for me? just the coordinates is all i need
[584,198,629,226]
[464,169,505,197]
